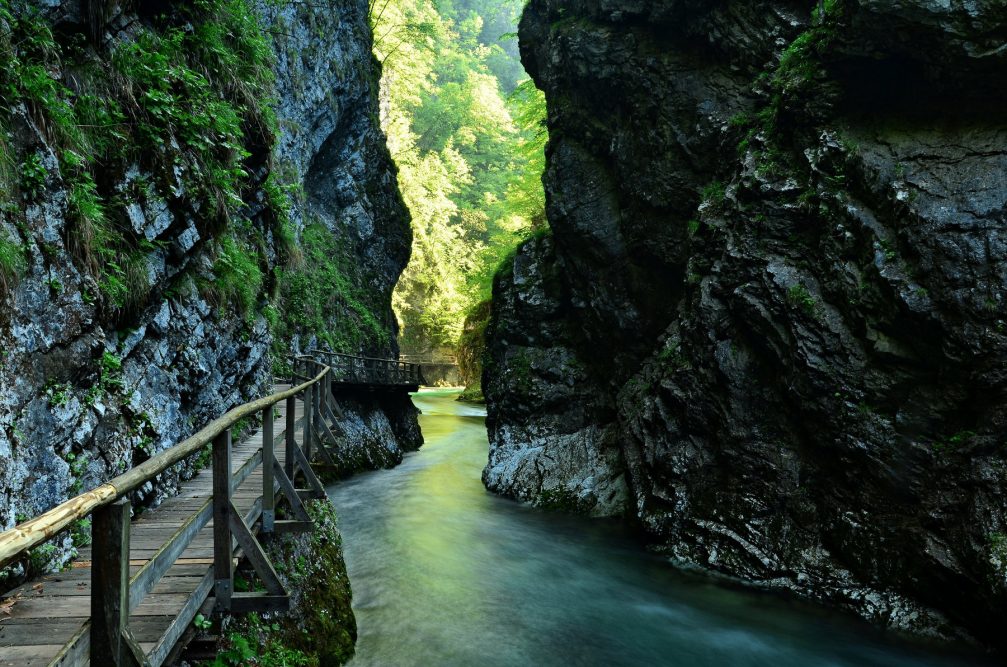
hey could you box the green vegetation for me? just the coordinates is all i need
[0,232,26,293]
[18,154,47,199]
[275,223,389,352]
[656,342,689,370]
[204,613,312,667]
[932,430,977,456]
[0,0,283,322]
[64,451,89,495]
[46,381,72,408]
[787,284,818,316]
[457,298,491,402]
[375,0,547,353]
[735,0,847,192]
[204,236,265,318]
[701,181,727,208]
[99,351,123,389]
[70,518,92,548]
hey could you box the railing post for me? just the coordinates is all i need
[311,375,321,453]
[91,497,143,666]
[285,395,296,482]
[213,430,233,612]
[262,405,274,535]
[303,381,314,462]
[316,372,325,424]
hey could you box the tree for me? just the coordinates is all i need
[374,0,546,352]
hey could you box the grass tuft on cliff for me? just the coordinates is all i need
[0,0,285,322]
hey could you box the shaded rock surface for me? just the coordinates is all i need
[0,0,418,583]
[485,0,1007,648]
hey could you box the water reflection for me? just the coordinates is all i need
[327,389,993,667]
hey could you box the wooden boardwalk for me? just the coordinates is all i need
[0,390,305,666]
[0,353,423,666]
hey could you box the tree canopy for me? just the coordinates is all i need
[373,0,546,352]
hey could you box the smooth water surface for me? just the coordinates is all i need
[327,389,994,667]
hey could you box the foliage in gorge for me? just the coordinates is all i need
[373,0,546,352]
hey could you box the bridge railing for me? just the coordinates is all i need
[0,361,337,666]
[399,353,458,366]
[308,349,423,387]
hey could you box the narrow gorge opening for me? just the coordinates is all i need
[371,0,547,399]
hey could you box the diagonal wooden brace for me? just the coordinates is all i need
[289,438,326,499]
[272,459,312,523]
[311,403,339,468]
[228,501,286,597]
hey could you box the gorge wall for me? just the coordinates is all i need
[484,0,1007,649]
[0,0,418,585]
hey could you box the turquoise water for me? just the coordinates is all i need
[327,390,994,667]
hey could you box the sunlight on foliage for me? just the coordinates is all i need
[374,0,546,352]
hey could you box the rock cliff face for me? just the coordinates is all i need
[0,0,417,579]
[485,0,1007,647]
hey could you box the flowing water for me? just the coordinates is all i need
[327,389,994,667]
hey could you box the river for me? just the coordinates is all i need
[326,389,994,667]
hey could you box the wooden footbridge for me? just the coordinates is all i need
[0,353,422,666]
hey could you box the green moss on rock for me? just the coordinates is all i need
[208,500,356,666]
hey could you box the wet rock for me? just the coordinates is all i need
[0,0,417,587]
[485,0,1007,649]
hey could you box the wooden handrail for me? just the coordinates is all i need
[0,366,331,570]
[0,348,421,665]
[308,349,422,386]
[308,349,411,364]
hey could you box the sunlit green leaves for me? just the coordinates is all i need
[377,0,546,350]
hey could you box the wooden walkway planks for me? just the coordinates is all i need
[0,388,306,667]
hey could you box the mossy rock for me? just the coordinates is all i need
[210,500,356,666]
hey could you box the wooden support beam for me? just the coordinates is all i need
[212,431,233,612]
[272,460,312,523]
[322,400,343,435]
[311,403,339,468]
[262,405,275,535]
[91,497,145,667]
[312,375,325,456]
[289,440,326,499]
[285,396,296,483]
[302,383,313,463]
[273,520,314,534]
[322,369,331,408]
[227,501,285,597]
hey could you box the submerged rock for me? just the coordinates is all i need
[485,0,1007,648]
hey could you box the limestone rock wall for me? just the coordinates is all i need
[485,0,1007,647]
[0,0,417,581]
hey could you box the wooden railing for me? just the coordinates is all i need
[399,352,458,366]
[309,350,423,387]
[0,350,416,666]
